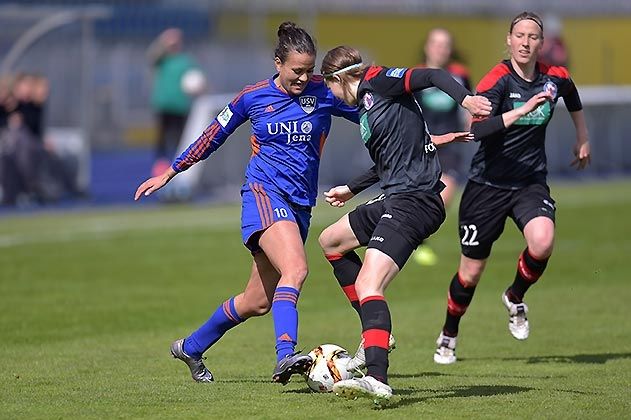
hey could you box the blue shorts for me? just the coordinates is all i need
[241,182,312,253]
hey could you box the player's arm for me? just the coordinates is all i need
[135,95,249,200]
[562,81,590,169]
[403,68,491,117]
[332,96,360,124]
[323,166,379,207]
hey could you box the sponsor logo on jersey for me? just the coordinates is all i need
[267,120,315,144]
[217,105,233,128]
[513,101,551,125]
[509,92,522,99]
[386,67,407,78]
[362,92,374,110]
[543,81,558,100]
[299,95,317,114]
[359,113,371,143]
[265,104,275,113]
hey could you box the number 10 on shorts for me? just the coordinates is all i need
[274,207,288,218]
[461,224,479,246]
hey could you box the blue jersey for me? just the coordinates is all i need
[172,75,358,207]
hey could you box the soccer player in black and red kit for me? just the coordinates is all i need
[433,12,591,365]
[412,28,473,266]
[317,46,491,402]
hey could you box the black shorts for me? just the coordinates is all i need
[458,181,556,260]
[348,191,446,269]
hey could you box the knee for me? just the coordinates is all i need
[242,301,271,317]
[318,226,339,254]
[281,263,309,288]
[458,266,483,287]
[528,231,554,259]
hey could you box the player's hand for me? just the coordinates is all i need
[324,185,354,207]
[134,168,176,200]
[571,141,591,170]
[519,92,552,115]
[431,131,474,146]
[461,95,492,117]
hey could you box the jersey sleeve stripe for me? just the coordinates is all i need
[364,66,383,82]
[231,80,268,105]
[174,121,221,171]
[476,62,511,93]
[538,62,571,79]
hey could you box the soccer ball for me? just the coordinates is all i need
[305,344,354,392]
[181,69,206,96]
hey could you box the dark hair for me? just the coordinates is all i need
[274,21,316,63]
[321,46,365,80]
[510,11,544,34]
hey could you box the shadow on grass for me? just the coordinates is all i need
[390,371,562,380]
[383,385,534,409]
[465,352,631,365]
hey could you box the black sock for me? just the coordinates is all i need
[508,248,548,303]
[443,272,476,337]
[326,251,362,315]
[360,296,391,384]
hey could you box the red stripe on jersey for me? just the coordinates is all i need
[538,62,570,80]
[476,62,511,93]
[360,295,385,305]
[364,66,383,82]
[231,80,268,105]
[249,135,260,157]
[362,328,390,350]
[342,285,359,302]
[187,122,220,164]
[325,253,343,261]
[447,62,470,79]
[404,65,427,93]
[311,75,324,83]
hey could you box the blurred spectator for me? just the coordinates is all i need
[147,28,206,176]
[538,15,569,68]
[1,73,79,206]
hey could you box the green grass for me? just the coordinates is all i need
[1,180,630,419]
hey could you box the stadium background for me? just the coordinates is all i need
[1,1,630,418]
[1,0,631,204]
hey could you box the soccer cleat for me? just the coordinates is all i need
[271,352,313,385]
[502,292,530,340]
[412,246,439,266]
[433,332,457,365]
[332,376,392,405]
[347,334,396,373]
[170,338,214,382]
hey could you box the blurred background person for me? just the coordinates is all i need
[538,14,570,68]
[412,28,472,266]
[147,27,206,178]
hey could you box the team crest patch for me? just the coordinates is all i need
[217,105,233,128]
[385,67,407,78]
[362,92,374,110]
[299,95,317,114]
[543,81,558,100]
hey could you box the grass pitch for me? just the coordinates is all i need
[1,180,630,418]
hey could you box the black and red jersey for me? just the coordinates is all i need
[414,62,471,135]
[469,59,582,189]
[352,65,470,196]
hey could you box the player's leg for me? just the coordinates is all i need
[319,195,385,316]
[172,255,278,382]
[502,184,556,339]
[435,182,511,364]
[335,192,444,402]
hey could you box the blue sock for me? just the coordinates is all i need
[183,297,244,359]
[272,286,300,361]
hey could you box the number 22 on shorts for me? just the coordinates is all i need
[461,224,479,246]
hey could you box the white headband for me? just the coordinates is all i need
[323,62,363,78]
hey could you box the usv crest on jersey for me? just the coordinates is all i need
[299,95,317,114]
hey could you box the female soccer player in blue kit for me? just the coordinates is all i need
[135,22,358,385]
